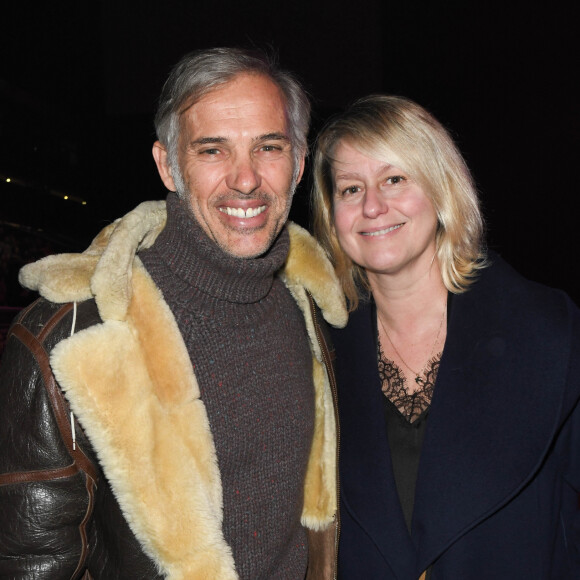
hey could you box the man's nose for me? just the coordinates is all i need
[226,154,261,194]
[362,186,388,218]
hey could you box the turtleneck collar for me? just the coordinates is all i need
[148,193,290,304]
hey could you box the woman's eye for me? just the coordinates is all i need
[341,185,360,195]
[386,175,405,185]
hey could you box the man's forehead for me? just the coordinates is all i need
[182,73,286,117]
[179,73,291,140]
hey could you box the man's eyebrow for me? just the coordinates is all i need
[190,136,228,146]
[189,134,290,147]
[254,132,291,143]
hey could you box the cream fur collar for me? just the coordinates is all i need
[20,200,346,328]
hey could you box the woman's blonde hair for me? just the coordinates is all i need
[312,95,487,310]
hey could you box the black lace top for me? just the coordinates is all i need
[378,342,441,424]
[374,297,448,539]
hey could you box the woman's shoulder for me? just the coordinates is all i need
[459,251,580,344]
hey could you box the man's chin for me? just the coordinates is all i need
[219,242,271,260]
[217,230,281,259]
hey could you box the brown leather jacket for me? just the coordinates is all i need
[0,202,347,579]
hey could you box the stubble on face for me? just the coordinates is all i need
[170,74,303,259]
[180,169,298,258]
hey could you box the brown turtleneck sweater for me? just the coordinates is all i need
[139,194,314,579]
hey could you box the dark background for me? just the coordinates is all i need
[1,0,578,309]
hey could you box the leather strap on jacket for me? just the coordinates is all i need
[1,301,99,578]
[3,303,98,482]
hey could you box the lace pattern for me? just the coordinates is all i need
[378,338,441,423]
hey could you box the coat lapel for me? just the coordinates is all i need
[51,264,239,579]
[334,303,416,577]
[412,257,571,572]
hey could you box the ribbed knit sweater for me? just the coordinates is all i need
[139,194,314,579]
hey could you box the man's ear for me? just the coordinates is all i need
[295,153,306,185]
[152,141,177,191]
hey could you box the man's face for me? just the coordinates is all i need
[153,73,305,258]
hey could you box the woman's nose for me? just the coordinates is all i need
[362,186,388,218]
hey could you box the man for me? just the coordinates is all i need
[0,48,347,579]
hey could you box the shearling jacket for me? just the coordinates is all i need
[0,201,348,579]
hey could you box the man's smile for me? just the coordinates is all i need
[219,205,267,218]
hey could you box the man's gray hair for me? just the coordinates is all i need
[154,47,311,182]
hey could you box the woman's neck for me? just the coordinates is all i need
[369,258,447,331]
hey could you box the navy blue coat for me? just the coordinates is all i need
[331,256,580,579]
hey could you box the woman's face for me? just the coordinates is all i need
[331,140,439,280]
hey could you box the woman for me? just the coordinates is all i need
[312,95,580,579]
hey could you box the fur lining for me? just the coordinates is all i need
[18,253,99,304]
[282,223,346,529]
[22,201,347,573]
[91,201,166,321]
[301,356,338,530]
[284,222,348,329]
[51,265,236,579]
[19,201,167,321]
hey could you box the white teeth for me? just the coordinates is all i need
[220,205,266,218]
[362,224,403,236]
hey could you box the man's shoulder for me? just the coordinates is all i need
[18,200,167,308]
[11,298,102,351]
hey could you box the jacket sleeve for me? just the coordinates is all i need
[0,299,100,579]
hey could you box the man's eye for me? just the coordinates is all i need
[201,148,220,155]
[261,144,281,152]
[386,175,405,185]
